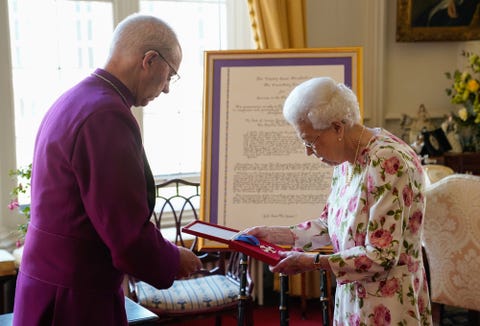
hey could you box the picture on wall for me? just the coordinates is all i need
[397,0,480,41]
[199,48,362,249]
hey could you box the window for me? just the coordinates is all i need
[7,0,253,178]
[8,0,113,169]
[140,0,253,176]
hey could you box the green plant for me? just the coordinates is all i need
[445,51,480,127]
[7,164,32,241]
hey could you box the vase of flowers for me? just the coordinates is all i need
[445,51,480,152]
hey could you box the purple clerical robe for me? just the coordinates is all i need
[13,69,180,325]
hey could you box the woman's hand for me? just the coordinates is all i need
[243,226,271,241]
[269,251,317,275]
[243,225,295,245]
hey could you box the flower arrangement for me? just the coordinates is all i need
[445,51,480,127]
[7,164,31,243]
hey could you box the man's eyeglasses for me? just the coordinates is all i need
[152,50,180,83]
[302,135,319,149]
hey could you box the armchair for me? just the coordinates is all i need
[423,174,480,324]
[422,164,454,186]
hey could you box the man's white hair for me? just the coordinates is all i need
[109,13,180,59]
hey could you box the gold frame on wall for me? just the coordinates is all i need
[198,47,363,248]
[396,0,480,42]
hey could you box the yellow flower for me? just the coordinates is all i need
[458,107,468,121]
[446,51,480,127]
[467,79,480,92]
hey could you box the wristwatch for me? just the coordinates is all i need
[313,252,322,268]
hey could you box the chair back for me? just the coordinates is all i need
[422,164,454,186]
[152,178,200,250]
[423,174,480,311]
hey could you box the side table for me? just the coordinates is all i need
[0,297,159,326]
[442,152,480,175]
[0,250,16,314]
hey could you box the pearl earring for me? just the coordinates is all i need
[338,137,342,141]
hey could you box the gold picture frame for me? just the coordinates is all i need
[396,0,480,42]
[199,47,363,248]
[199,48,362,249]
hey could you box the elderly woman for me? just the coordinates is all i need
[246,77,432,325]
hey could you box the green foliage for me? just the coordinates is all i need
[445,51,480,126]
[7,164,32,241]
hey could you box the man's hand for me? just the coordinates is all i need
[176,246,202,278]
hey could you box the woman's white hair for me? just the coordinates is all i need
[283,77,360,130]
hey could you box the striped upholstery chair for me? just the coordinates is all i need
[128,179,253,325]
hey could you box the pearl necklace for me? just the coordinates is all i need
[346,125,366,185]
[92,72,127,105]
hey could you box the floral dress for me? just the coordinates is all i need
[291,128,432,326]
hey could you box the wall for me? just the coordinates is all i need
[305,0,480,138]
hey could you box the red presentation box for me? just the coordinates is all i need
[182,220,285,265]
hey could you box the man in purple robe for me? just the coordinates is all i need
[12,14,202,325]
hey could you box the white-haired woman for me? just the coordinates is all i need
[246,77,432,325]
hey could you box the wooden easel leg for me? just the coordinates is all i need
[279,273,289,326]
[301,272,307,319]
[319,269,330,326]
[237,253,248,326]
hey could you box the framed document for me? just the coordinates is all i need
[200,48,362,248]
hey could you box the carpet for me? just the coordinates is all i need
[170,299,476,326]
[173,297,325,326]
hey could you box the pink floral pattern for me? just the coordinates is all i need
[292,128,432,325]
[372,304,391,325]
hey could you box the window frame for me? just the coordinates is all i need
[0,0,253,234]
